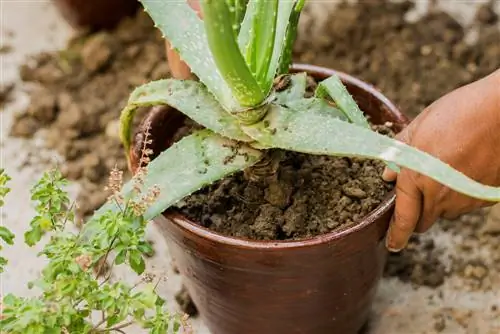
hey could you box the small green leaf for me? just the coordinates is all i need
[139,0,236,110]
[129,251,145,275]
[24,227,43,247]
[243,103,500,202]
[119,79,252,153]
[115,250,127,265]
[0,226,14,245]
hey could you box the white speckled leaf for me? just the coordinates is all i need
[140,0,236,110]
[91,130,263,223]
[119,79,252,153]
[243,104,500,201]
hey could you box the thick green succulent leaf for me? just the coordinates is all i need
[252,0,279,88]
[92,130,263,223]
[267,1,301,86]
[242,104,500,201]
[119,79,252,154]
[139,0,236,110]
[201,0,264,107]
[277,0,306,75]
[273,72,307,106]
[316,74,370,128]
[226,0,250,36]
[237,0,257,56]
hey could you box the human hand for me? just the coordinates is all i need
[165,0,201,80]
[383,69,500,252]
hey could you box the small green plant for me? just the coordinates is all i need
[98,0,500,225]
[0,138,190,333]
[0,169,15,273]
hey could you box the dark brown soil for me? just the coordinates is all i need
[178,125,394,240]
[10,11,168,218]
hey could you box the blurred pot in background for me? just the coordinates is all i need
[52,0,139,30]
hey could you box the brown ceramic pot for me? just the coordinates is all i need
[129,64,409,334]
[52,0,139,30]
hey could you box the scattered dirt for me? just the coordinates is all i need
[178,124,394,240]
[10,11,168,218]
[0,83,15,108]
[175,285,198,317]
[294,1,500,118]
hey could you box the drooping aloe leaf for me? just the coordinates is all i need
[201,0,264,107]
[91,130,263,224]
[119,79,252,154]
[277,0,306,75]
[316,74,370,128]
[139,0,236,110]
[273,72,307,106]
[242,104,500,201]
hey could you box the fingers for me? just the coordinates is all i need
[385,171,422,252]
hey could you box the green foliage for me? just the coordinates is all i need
[24,169,72,246]
[0,167,188,333]
[0,169,14,273]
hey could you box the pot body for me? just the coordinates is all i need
[52,0,139,30]
[132,65,409,334]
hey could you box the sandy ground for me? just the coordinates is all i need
[1,1,500,334]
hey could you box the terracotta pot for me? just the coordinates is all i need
[129,64,409,334]
[52,0,139,30]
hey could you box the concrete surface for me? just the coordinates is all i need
[1,1,499,334]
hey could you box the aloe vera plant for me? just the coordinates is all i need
[94,0,499,225]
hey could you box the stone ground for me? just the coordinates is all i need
[1,1,500,334]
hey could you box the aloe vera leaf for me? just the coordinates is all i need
[119,79,252,154]
[317,73,400,172]
[201,0,264,107]
[253,0,279,89]
[242,104,500,201]
[139,0,236,110]
[265,1,299,89]
[91,130,263,224]
[273,72,307,106]
[316,74,370,128]
[226,0,249,36]
[238,0,257,55]
[277,0,306,75]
